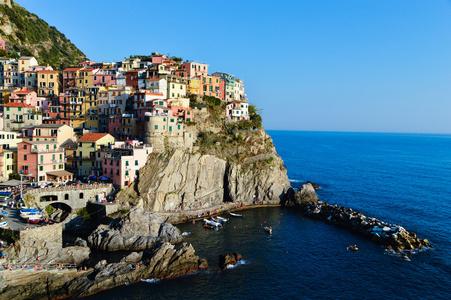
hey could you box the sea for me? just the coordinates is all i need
[88,131,451,299]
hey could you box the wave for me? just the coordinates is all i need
[226,260,249,269]
[141,279,160,283]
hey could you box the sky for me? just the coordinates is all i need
[14,0,451,134]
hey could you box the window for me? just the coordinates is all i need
[154,125,158,130]
[125,170,129,176]
[24,155,27,161]
[79,193,84,199]
[24,145,27,149]
[39,166,43,171]
[65,194,69,200]
[126,161,129,166]
[135,160,138,166]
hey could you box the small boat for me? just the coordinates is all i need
[347,245,358,251]
[181,232,191,237]
[20,208,39,216]
[264,226,272,234]
[0,210,8,216]
[28,217,44,224]
[0,221,7,227]
[230,212,243,218]
[203,219,222,227]
[216,216,229,223]
[20,211,42,219]
[202,224,215,230]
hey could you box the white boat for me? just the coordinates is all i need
[20,211,42,219]
[0,210,8,216]
[20,208,39,216]
[264,226,272,234]
[203,219,222,227]
[181,232,191,237]
[217,216,229,223]
[230,212,243,218]
[0,221,7,227]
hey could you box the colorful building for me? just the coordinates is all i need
[37,70,59,96]
[101,141,151,187]
[17,140,70,183]
[226,100,249,121]
[72,133,115,176]
[180,61,209,78]
[3,102,42,132]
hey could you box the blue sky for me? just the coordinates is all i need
[14,0,451,133]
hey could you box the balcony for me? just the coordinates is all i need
[11,119,25,123]
[31,148,64,153]
[51,158,67,163]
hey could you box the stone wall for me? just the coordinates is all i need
[25,184,114,211]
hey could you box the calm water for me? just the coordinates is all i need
[89,131,451,299]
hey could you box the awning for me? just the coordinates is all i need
[46,170,74,177]
[0,180,27,187]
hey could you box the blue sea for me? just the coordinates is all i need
[89,131,451,299]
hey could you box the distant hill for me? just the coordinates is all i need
[0,0,87,70]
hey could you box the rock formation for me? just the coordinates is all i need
[219,252,243,269]
[0,242,206,300]
[288,183,433,252]
[116,129,291,214]
[87,205,182,251]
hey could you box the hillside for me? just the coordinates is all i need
[0,0,86,70]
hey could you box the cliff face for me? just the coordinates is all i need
[117,129,291,213]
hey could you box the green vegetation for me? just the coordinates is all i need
[8,173,20,180]
[248,104,263,128]
[108,209,130,218]
[77,207,91,220]
[0,1,87,70]
[204,95,226,122]
[45,205,54,216]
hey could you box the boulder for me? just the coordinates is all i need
[219,252,243,269]
[285,183,319,208]
[87,207,182,251]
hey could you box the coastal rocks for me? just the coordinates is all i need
[219,252,243,269]
[307,181,320,190]
[295,196,432,252]
[284,183,319,207]
[0,242,206,300]
[87,206,182,251]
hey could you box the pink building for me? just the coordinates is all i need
[151,54,167,65]
[101,141,152,187]
[108,114,138,141]
[92,68,117,87]
[169,105,194,122]
[181,62,209,78]
[17,140,71,183]
[0,39,7,51]
[9,87,47,110]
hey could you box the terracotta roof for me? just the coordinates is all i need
[78,133,110,142]
[146,92,164,96]
[12,90,33,94]
[4,103,34,108]
[146,78,163,81]
[38,70,58,74]
[64,67,80,72]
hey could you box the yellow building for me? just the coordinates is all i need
[187,78,201,96]
[37,70,59,96]
[73,133,115,176]
[76,68,94,88]
[0,130,22,179]
[84,86,99,131]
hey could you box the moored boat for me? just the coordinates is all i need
[230,212,243,218]
[264,226,272,234]
[28,217,44,224]
[347,245,358,251]
[20,211,42,219]
[0,221,7,227]
[217,216,229,223]
[203,219,222,227]
[0,210,8,216]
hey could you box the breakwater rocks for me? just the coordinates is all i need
[219,253,243,269]
[286,183,432,252]
[0,242,206,299]
[88,206,182,251]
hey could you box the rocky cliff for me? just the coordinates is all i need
[116,129,291,214]
[0,242,206,300]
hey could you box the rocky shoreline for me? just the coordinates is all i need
[285,183,433,253]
